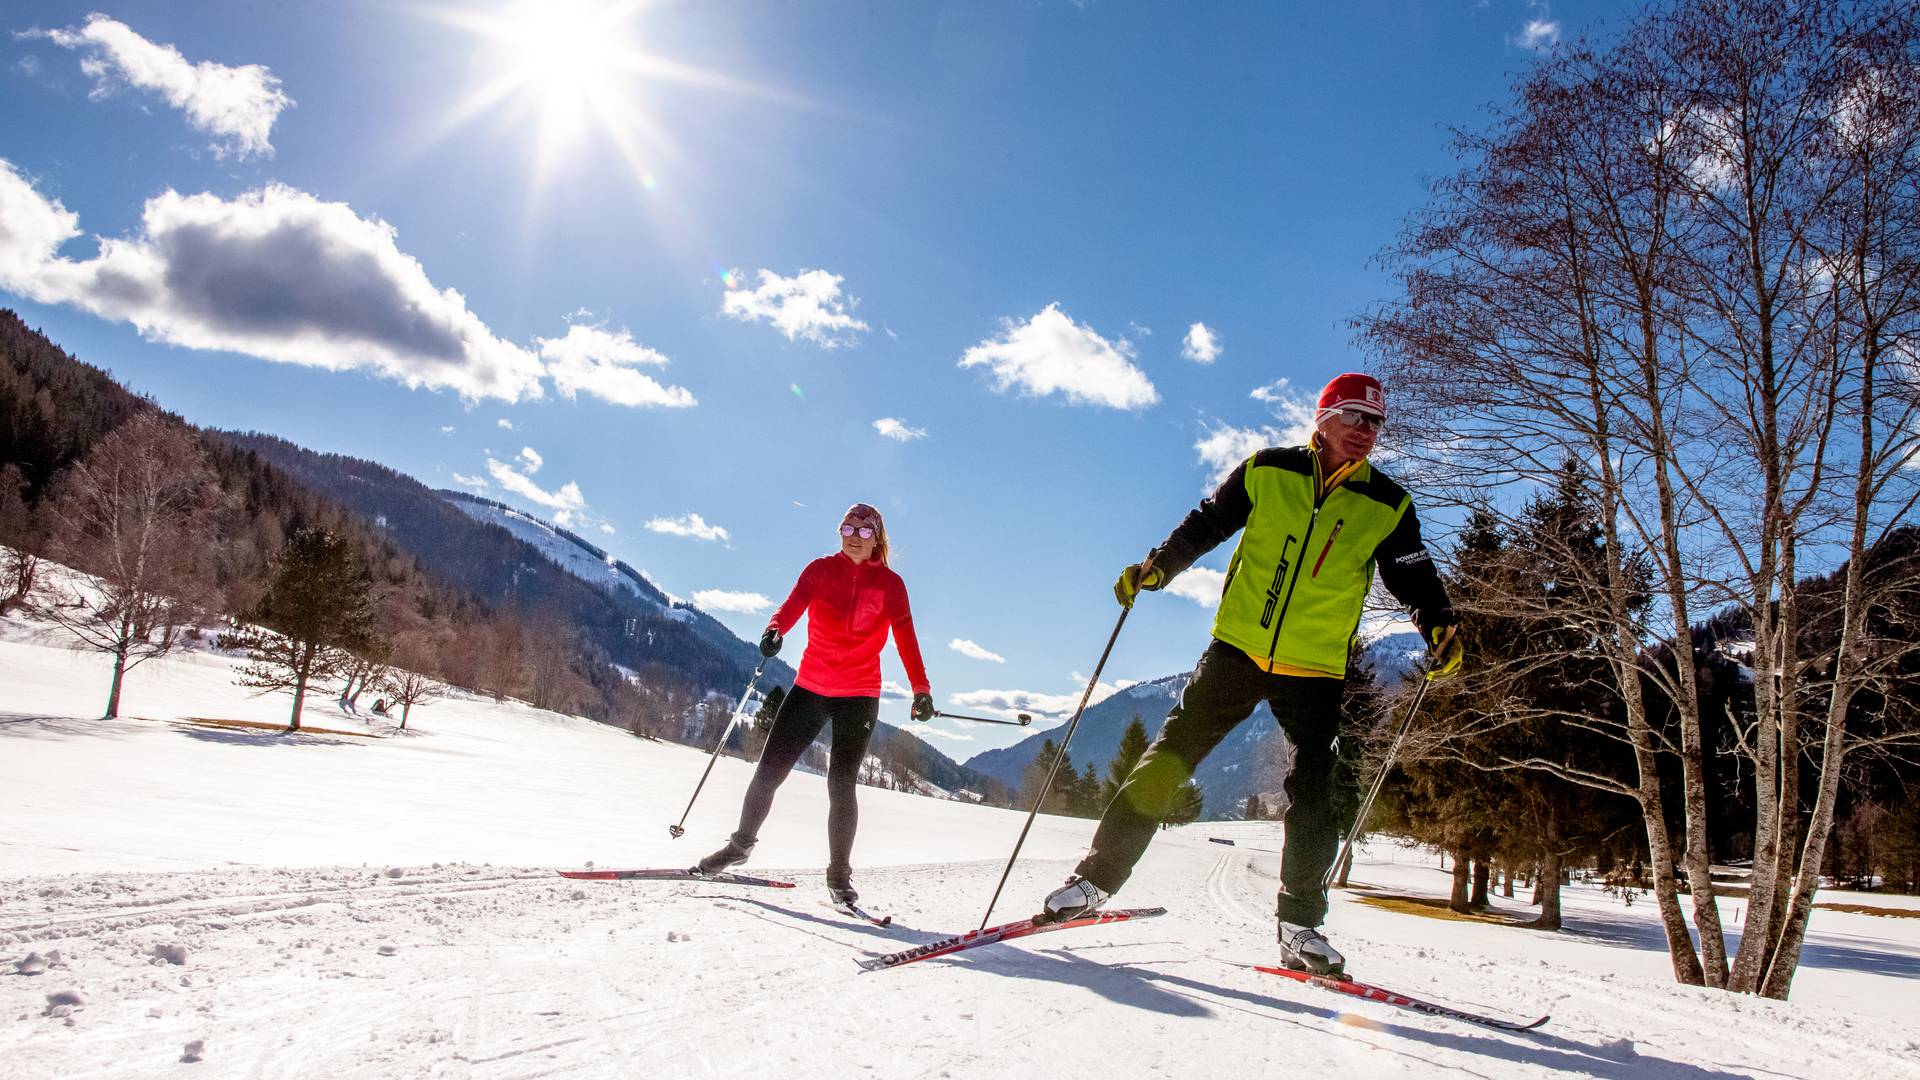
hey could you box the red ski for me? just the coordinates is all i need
[558,868,795,888]
[858,907,1166,972]
[1254,965,1550,1032]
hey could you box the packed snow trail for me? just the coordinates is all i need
[4,618,1920,1077]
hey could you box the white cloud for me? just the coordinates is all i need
[949,638,1007,663]
[1182,322,1222,363]
[958,303,1158,410]
[451,472,488,490]
[1517,18,1561,49]
[598,523,616,535]
[1196,424,1282,489]
[1163,566,1227,607]
[646,513,729,543]
[536,323,695,408]
[880,680,913,700]
[1514,3,1560,50]
[33,15,293,159]
[721,268,868,348]
[497,418,515,429]
[917,728,973,742]
[693,589,772,614]
[873,417,927,442]
[0,162,549,403]
[486,456,585,522]
[1193,379,1317,488]
[950,677,1126,722]
[438,425,455,435]
[517,446,543,472]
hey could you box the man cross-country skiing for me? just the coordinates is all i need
[1035,372,1462,976]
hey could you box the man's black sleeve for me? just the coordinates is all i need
[1148,458,1253,581]
[1375,501,1451,620]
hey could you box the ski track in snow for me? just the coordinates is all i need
[4,613,1920,1078]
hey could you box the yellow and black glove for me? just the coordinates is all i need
[1425,624,1463,682]
[1113,561,1165,608]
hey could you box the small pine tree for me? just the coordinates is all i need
[1166,781,1205,825]
[1072,762,1103,817]
[231,526,380,730]
[1244,793,1263,821]
[1102,716,1152,806]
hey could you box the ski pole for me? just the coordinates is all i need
[1324,671,1432,888]
[977,569,1146,930]
[932,710,1033,727]
[668,658,771,839]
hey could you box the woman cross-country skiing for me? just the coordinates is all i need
[693,503,935,906]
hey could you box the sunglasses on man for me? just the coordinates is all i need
[840,524,877,539]
[1334,408,1384,433]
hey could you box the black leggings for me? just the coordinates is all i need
[731,685,878,882]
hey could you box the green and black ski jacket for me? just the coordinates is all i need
[1150,445,1449,678]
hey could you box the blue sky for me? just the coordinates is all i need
[1,0,1622,753]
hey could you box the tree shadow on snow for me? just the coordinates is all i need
[1560,906,1920,981]
[0,713,141,741]
[176,727,367,749]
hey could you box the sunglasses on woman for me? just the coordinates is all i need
[840,524,876,539]
[1335,408,1384,433]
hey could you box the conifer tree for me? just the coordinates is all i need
[232,525,380,730]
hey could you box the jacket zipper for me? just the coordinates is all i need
[1265,502,1322,663]
[1311,519,1345,578]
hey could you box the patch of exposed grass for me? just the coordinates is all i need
[1352,891,1536,927]
[1817,902,1920,919]
[167,716,381,739]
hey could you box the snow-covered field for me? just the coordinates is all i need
[4,613,1919,1079]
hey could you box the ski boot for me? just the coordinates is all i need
[1035,875,1109,925]
[826,865,858,907]
[692,834,755,878]
[1279,921,1346,976]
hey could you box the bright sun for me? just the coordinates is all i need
[423,0,804,222]
[428,0,678,190]
[498,1,626,121]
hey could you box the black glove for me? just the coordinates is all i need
[759,626,783,658]
[911,692,935,722]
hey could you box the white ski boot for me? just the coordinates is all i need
[1279,921,1346,976]
[1036,876,1110,925]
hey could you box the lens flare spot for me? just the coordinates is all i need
[789,383,805,400]
[721,267,742,290]
[642,172,660,191]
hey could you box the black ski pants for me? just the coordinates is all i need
[731,685,878,886]
[1075,638,1347,927]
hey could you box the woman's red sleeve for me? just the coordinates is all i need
[888,576,931,694]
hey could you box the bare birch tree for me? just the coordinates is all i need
[1363,0,1920,998]
[39,414,220,718]
[379,634,446,730]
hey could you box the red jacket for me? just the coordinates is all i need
[769,553,930,699]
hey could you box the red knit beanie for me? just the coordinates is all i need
[1315,372,1386,424]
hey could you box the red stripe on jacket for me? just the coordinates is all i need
[768,553,930,699]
